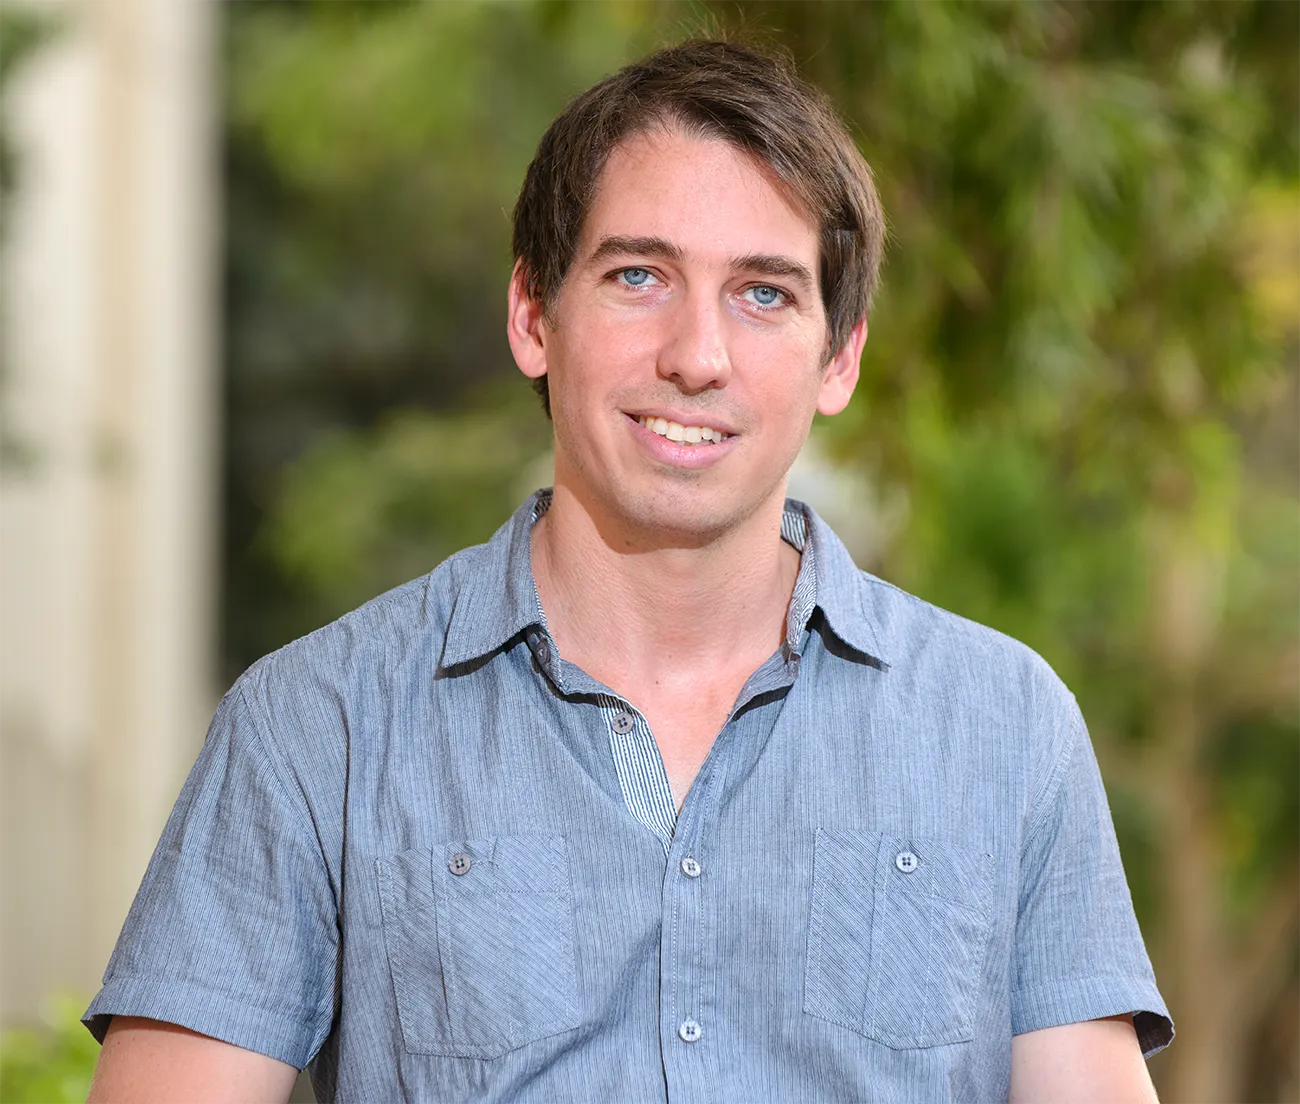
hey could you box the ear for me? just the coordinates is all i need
[507,261,550,380]
[816,316,867,416]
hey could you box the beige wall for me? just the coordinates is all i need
[0,0,218,1021]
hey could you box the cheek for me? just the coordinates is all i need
[736,329,826,389]
[558,321,657,392]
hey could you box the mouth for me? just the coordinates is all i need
[630,414,731,447]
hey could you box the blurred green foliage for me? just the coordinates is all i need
[0,996,97,1104]
[267,379,552,611]
[222,2,1298,1100]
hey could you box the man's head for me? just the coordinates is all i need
[506,39,884,547]
[511,39,885,417]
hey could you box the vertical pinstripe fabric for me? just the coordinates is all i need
[85,491,1171,1103]
[598,692,677,849]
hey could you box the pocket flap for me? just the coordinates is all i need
[873,834,993,914]
[437,835,571,896]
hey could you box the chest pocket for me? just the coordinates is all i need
[805,829,994,1049]
[376,835,581,1058]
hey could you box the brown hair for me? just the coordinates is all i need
[512,39,886,416]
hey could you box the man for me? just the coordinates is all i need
[85,40,1171,1103]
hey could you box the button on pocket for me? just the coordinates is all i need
[805,830,993,1049]
[377,835,581,1058]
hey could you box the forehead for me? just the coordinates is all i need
[577,127,819,262]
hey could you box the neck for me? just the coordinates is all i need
[530,483,800,686]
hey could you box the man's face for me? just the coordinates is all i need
[511,126,862,545]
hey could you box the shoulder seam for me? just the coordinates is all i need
[1022,684,1083,844]
[232,679,332,851]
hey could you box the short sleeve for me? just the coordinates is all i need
[1012,691,1174,1058]
[82,682,338,1069]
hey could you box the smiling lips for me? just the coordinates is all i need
[635,415,731,446]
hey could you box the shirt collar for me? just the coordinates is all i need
[437,492,548,670]
[438,489,888,671]
[801,501,889,665]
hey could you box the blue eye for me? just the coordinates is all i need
[748,285,783,307]
[621,268,652,286]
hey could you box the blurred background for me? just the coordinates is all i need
[0,1,1295,1100]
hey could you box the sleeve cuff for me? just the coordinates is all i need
[1012,975,1174,1058]
[82,975,324,1070]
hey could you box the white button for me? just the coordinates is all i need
[448,853,472,876]
[895,850,918,873]
[611,711,635,734]
[678,1018,702,1043]
[680,856,701,878]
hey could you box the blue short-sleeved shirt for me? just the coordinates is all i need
[85,491,1172,1102]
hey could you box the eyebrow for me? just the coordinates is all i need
[588,235,684,265]
[729,253,817,294]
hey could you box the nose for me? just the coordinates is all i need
[657,292,732,393]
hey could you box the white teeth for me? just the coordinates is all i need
[636,415,730,445]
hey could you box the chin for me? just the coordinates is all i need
[608,484,768,547]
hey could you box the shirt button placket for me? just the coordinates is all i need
[663,827,711,1097]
